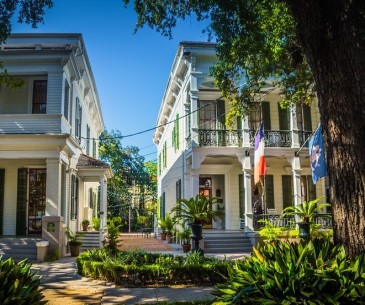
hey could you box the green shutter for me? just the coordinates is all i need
[0,169,4,235]
[217,100,226,129]
[262,101,271,130]
[176,114,180,150]
[282,175,293,209]
[303,104,312,131]
[238,174,245,217]
[237,116,243,130]
[160,192,166,219]
[278,103,290,130]
[16,168,27,236]
[307,176,317,201]
[265,175,275,209]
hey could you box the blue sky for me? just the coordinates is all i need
[11,0,211,161]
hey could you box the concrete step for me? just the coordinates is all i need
[79,232,100,251]
[0,237,41,262]
[202,231,252,254]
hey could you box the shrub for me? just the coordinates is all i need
[77,249,232,287]
[213,239,365,304]
[92,217,100,230]
[103,219,121,254]
[0,257,46,304]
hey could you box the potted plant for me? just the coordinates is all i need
[158,218,167,240]
[171,195,222,253]
[178,226,192,253]
[81,219,90,231]
[281,197,331,239]
[164,215,174,243]
[66,228,83,257]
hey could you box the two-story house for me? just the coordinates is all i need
[153,42,329,242]
[0,34,111,257]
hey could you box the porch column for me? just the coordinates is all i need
[99,175,107,247]
[238,154,253,231]
[189,70,199,147]
[290,156,302,210]
[46,158,62,216]
[290,104,300,149]
[242,115,251,148]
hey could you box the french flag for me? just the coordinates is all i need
[254,122,266,184]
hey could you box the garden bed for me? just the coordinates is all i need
[76,249,233,287]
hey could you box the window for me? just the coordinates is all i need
[238,174,245,218]
[265,175,275,210]
[92,139,97,158]
[86,125,90,155]
[300,176,316,203]
[278,103,290,130]
[249,101,271,131]
[71,174,78,220]
[199,100,216,129]
[32,80,47,114]
[75,97,82,141]
[296,104,312,131]
[63,81,70,120]
[282,175,293,209]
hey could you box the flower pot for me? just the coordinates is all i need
[69,243,81,257]
[298,222,311,239]
[190,223,203,254]
[82,224,89,231]
[160,232,167,240]
[182,243,191,253]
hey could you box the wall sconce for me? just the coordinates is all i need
[216,189,221,197]
[245,150,250,156]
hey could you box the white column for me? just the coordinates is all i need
[238,154,253,231]
[99,175,107,247]
[46,158,62,216]
[290,104,300,148]
[290,156,302,209]
[243,115,251,147]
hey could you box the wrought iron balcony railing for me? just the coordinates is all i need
[198,129,242,147]
[298,131,313,147]
[249,129,291,147]
[251,213,332,231]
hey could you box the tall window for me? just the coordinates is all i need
[199,100,216,129]
[249,101,271,131]
[71,174,78,219]
[32,80,47,114]
[75,97,82,141]
[63,81,70,120]
[300,176,316,203]
[282,175,293,209]
[296,104,312,131]
[86,125,90,155]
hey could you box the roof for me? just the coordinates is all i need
[77,154,110,168]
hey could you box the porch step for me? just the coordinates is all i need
[0,237,41,262]
[80,231,101,252]
[203,231,253,254]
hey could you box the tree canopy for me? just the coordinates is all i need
[123,0,365,255]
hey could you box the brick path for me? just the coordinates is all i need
[117,233,175,251]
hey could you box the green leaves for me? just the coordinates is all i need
[0,257,46,304]
[213,239,365,304]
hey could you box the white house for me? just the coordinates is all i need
[0,34,111,256]
[153,42,329,237]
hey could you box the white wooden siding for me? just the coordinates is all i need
[47,73,63,114]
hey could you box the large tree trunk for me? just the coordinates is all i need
[286,0,365,255]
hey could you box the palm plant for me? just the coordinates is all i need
[281,197,331,223]
[171,195,222,225]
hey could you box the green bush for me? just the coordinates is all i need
[92,217,100,230]
[0,257,46,304]
[213,239,365,304]
[77,249,232,287]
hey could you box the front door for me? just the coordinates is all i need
[28,169,46,234]
[199,176,212,228]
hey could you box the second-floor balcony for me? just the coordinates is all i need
[198,129,312,148]
[0,114,71,134]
